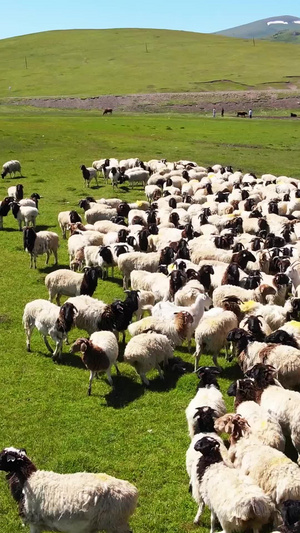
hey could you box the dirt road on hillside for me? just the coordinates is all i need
[5,89,300,114]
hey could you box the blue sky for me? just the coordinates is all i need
[1,0,299,40]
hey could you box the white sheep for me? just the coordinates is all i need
[212,284,276,309]
[23,227,59,268]
[80,165,98,187]
[70,331,119,392]
[66,295,107,334]
[119,253,161,289]
[7,184,23,200]
[1,160,22,178]
[151,293,212,350]
[190,436,275,531]
[23,300,77,359]
[194,309,238,369]
[11,202,38,230]
[128,311,193,348]
[45,268,100,305]
[126,168,149,188]
[123,332,173,385]
[185,367,226,438]
[84,206,117,225]
[0,447,138,533]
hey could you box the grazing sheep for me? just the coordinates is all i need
[123,332,173,385]
[70,331,120,393]
[0,447,138,533]
[11,202,38,230]
[190,436,275,531]
[45,267,101,305]
[23,300,77,359]
[23,227,59,268]
[1,160,22,178]
[80,165,98,187]
[185,367,226,438]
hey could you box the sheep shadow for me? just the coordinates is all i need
[221,363,242,382]
[39,263,70,274]
[104,375,145,408]
[119,186,130,192]
[10,175,26,180]
[147,357,194,393]
[37,224,58,231]
[57,352,85,369]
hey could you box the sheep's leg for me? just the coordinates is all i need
[42,335,53,354]
[194,500,205,524]
[55,294,61,306]
[290,431,300,464]
[53,340,63,360]
[194,344,201,371]
[122,330,126,344]
[30,525,42,533]
[45,250,50,265]
[156,363,164,380]
[25,325,33,352]
[33,254,37,269]
[88,371,95,395]
[106,368,113,386]
[53,249,58,265]
[212,353,222,371]
[210,510,217,533]
[140,372,150,386]
[114,363,121,375]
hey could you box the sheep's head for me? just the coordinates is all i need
[69,337,89,354]
[194,436,220,455]
[0,447,31,473]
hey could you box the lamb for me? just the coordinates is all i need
[221,412,300,506]
[123,332,173,385]
[11,202,39,230]
[7,184,23,200]
[66,295,107,334]
[119,252,161,289]
[185,367,226,438]
[70,331,120,393]
[45,267,101,305]
[23,300,77,359]
[194,308,238,369]
[190,436,275,531]
[1,159,22,178]
[128,311,193,348]
[0,447,138,533]
[80,164,99,187]
[23,227,59,268]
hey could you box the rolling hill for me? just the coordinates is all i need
[1,28,300,97]
[215,15,300,39]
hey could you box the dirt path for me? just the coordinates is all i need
[5,89,300,114]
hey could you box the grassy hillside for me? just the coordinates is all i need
[2,29,300,97]
[267,29,300,43]
[0,107,300,532]
[215,14,300,39]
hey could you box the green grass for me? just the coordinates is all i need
[0,108,300,532]
[2,28,300,97]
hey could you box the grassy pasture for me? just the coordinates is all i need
[0,108,300,532]
[1,28,300,97]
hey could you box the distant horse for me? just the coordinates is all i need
[291,112,298,118]
[237,111,247,117]
[103,108,113,115]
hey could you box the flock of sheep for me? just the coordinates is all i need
[2,155,300,532]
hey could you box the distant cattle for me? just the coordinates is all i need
[237,111,247,117]
[103,108,113,115]
[291,112,298,118]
